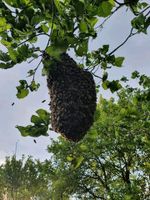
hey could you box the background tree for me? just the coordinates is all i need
[0,0,149,137]
[0,155,52,199]
[47,75,150,199]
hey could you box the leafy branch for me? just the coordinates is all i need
[17,33,50,48]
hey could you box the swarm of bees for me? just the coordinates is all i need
[47,53,96,142]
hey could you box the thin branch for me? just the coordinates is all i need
[45,0,55,50]
[32,59,43,81]
[17,33,50,48]
[145,10,150,17]
[141,5,150,15]
[114,0,124,6]
[93,65,99,74]
[109,28,138,55]
[91,72,102,80]
[81,184,106,200]
[95,15,112,30]
[27,54,42,64]
[32,0,55,80]
[95,4,123,30]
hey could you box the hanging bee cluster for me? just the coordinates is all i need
[47,53,96,142]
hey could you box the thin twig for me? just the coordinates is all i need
[145,10,150,17]
[17,33,50,48]
[114,0,124,6]
[32,59,43,80]
[27,54,42,64]
[109,28,138,55]
[45,0,55,50]
[141,5,150,15]
[93,65,99,74]
[32,0,55,80]
[91,72,102,80]
[37,2,54,80]
[95,5,123,30]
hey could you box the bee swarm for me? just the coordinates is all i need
[47,53,96,142]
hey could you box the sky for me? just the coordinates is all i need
[0,6,150,164]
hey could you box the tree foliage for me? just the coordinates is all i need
[0,155,52,200]
[47,76,150,199]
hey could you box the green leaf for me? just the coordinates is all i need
[16,109,50,137]
[101,61,107,69]
[87,17,98,28]
[79,21,88,33]
[16,80,29,99]
[41,24,49,33]
[102,80,109,90]
[17,44,28,56]
[29,80,40,92]
[66,155,74,162]
[101,45,109,55]
[0,62,13,69]
[79,0,84,3]
[115,57,124,67]
[16,88,29,99]
[54,0,64,14]
[79,144,88,151]
[0,51,10,62]
[98,2,113,17]
[74,0,85,16]
[125,195,132,200]
[131,14,147,33]
[16,125,32,137]
[8,48,18,63]
[120,76,128,82]
[31,15,43,25]
[140,2,148,8]
[46,46,64,59]
[0,17,11,32]
[16,45,35,63]
[75,45,84,56]
[36,109,50,125]
[27,69,35,77]
[73,156,84,169]
[102,71,108,82]
[16,125,48,137]
[31,115,43,125]
[75,40,88,56]
[131,71,140,79]
[108,80,122,93]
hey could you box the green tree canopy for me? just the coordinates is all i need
[47,76,150,199]
[0,155,52,199]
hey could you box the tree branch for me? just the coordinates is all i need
[17,33,50,48]
[109,28,137,55]
[91,72,102,80]
[81,184,106,200]
[95,4,123,30]
[114,0,127,6]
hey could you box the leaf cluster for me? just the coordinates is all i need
[16,109,50,137]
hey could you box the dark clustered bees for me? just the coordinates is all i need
[47,53,96,142]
